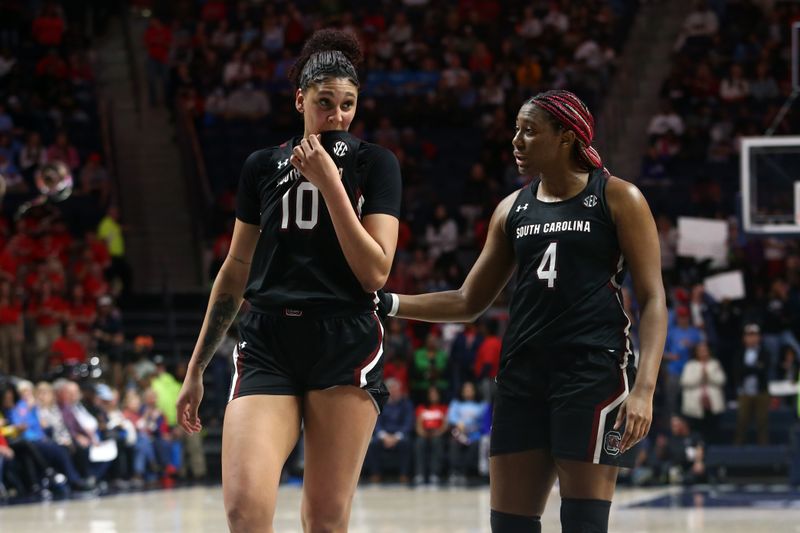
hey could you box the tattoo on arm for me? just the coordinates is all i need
[195,293,239,371]
[228,254,251,265]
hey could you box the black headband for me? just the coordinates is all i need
[298,50,359,89]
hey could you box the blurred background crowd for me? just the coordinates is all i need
[0,0,799,503]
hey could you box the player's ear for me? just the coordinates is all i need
[295,88,305,113]
[560,129,576,147]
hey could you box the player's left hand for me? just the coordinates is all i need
[613,388,652,454]
[290,134,341,193]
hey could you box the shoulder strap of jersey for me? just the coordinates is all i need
[594,168,614,223]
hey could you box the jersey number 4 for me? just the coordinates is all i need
[536,242,558,288]
[281,182,319,230]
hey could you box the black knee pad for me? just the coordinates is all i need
[560,498,611,533]
[490,509,541,533]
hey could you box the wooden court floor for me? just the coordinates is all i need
[1,485,799,532]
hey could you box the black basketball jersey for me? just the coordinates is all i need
[501,168,632,361]
[235,131,402,315]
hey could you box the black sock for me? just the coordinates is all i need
[490,509,541,532]
[560,498,611,533]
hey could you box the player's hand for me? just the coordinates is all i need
[613,388,652,454]
[375,289,394,320]
[290,134,341,194]
[177,368,204,434]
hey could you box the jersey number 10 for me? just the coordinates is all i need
[537,242,558,288]
[281,182,319,230]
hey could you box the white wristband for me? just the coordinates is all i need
[388,293,400,317]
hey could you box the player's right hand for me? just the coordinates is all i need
[177,370,204,434]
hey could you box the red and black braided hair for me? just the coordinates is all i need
[524,90,604,172]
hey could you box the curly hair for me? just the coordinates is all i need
[288,29,363,89]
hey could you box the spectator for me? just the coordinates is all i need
[79,153,110,207]
[647,101,684,137]
[45,131,80,172]
[122,389,158,486]
[680,341,726,444]
[734,323,770,445]
[663,306,703,414]
[675,0,719,52]
[383,319,412,394]
[412,332,449,402]
[28,282,68,379]
[50,322,87,369]
[365,378,414,484]
[424,204,458,262]
[473,319,501,399]
[225,82,271,120]
[67,284,96,346]
[413,386,448,486]
[12,380,90,490]
[0,280,23,375]
[653,416,706,485]
[719,64,749,104]
[31,5,65,48]
[446,381,486,486]
[749,61,779,105]
[761,278,800,378]
[94,384,136,489]
[0,426,12,499]
[97,206,132,299]
[92,295,124,386]
[143,17,172,106]
[448,323,483,399]
[18,132,46,180]
[517,7,543,39]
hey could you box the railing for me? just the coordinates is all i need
[119,5,143,117]
[98,98,121,207]
[175,102,214,288]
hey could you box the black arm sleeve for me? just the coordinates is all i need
[361,145,402,218]
[235,150,266,225]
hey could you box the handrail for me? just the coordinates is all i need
[98,98,121,207]
[175,102,214,287]
[119,6,143,117]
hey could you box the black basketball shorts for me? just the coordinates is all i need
[228,310,389,412]
[490,349,638,467]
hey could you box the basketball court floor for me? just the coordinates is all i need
[1,485,799,532]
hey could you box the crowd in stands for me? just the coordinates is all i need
[0,353,207,501]
[139,0,637,279]
[642,0,798,216]
[137,0,800,487]
[0,2,197,502]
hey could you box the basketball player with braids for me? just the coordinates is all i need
[379,90,666,533]
[177,30,401,532]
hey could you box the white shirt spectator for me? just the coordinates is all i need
[226,84,270,119]
[204,88,228,116]
[425,219,458,259]
[518,9,543,39]
[647,109,685,136]
[682,7,718,38]
[543,7,569,33]
[223,56,252,86]
[574,39,606,70]
[720,77,749,102]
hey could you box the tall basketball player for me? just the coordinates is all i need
[177,30,401,533]
[379,90,666,533]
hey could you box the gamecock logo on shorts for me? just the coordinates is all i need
[333,141,348,157]
[583,194,598,208]
[604,430,622,456]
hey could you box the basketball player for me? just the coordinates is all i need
[176,30,401,533]
[379,90,666,533]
